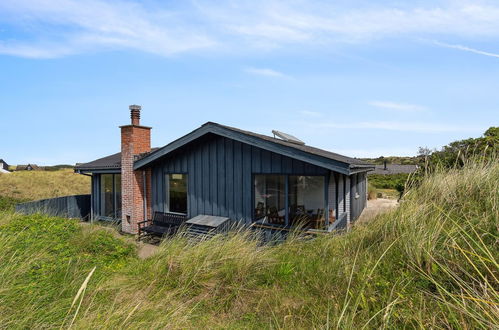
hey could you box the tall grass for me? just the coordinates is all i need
[0,169,89,201]
[0,212,135,328]
[0,159,497,328]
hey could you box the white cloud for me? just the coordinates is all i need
[368,101,428,112]
[432,40,499,58]
[0,42,75,59]
[4,1,499,58]
[0,0,215,58]
[244,67,289,78]
[197,1,499,46]
[308,121,481,133]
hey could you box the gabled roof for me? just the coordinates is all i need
[75,152,121,172]
[217,123,370,167]
[16,164,41,171]
[371,164,418,175]
[75,148,159,173]
[134,122,374,175]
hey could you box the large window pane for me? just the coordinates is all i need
[254,175,286,225]
[99,174,121,219]
[167,174,188,214]
[288,176,325,228]
[100,174,114,217]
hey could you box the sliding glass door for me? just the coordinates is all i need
[100,174,121,219]
[100,174,114,218]
[288,176,324,227]
[254,175,286,224]
[254,174,326,228]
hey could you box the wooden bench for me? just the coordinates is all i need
[138,212,187,239]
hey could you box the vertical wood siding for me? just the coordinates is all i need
[89,135,370,224]
[328,173,336,219]
[150,134,330,223]
[350,172,367,221]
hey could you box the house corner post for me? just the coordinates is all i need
[324,172,330,229]
[365,174,368,207]
[345,176,351,227]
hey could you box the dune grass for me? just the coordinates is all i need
[0,159,497,328]
[0,212,135,328]
[0,169,89,201]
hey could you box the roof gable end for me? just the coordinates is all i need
[134,122,373,175]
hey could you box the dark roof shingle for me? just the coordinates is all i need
[215,123,372,168]
[75,148,159,171]
[371,164,418,175]
[75,152,121,171]
[76,122,374,173]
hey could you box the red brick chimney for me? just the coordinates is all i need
[120,105,152,234]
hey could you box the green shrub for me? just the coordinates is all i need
[421,126,498,170]
[368,173,409,189]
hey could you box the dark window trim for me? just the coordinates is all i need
[99,173,121,220]
[252,173,327,228]
[163,172,189,216]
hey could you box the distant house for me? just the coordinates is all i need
[75,105,375,235]
[16,164,41,171]
[0,159,9,171]
[371,161,418,175]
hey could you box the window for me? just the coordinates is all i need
[166,174,188,214]
[254,174,326,228]
[100,174,121,219]
[101,174,114,218]
[288,176,324,227]
[254,175,286,225]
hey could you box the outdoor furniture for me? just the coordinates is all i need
[329,209,335,223]
[255,202,265,218]
[267,207,285,224]
[138,211,187,239]
[309,209,325,229]
[183,215,232,242]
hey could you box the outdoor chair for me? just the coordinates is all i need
[138,211,187,240]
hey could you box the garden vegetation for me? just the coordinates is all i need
[0,157,497,328]
[0,169,89,203]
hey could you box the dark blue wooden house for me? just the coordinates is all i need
[75,106,374,234]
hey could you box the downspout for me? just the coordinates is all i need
[143,170,147,221]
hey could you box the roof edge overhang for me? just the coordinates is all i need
[133,123,356,175]
[349,166,376,174]
[75,168,121,175]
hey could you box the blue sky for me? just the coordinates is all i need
[0,0,497,165]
